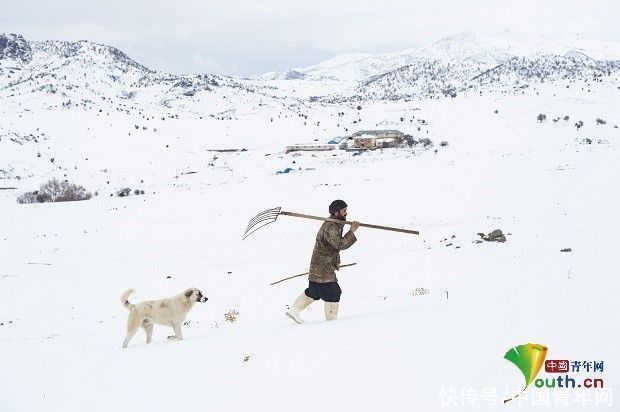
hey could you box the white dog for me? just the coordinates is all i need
[120,288,208,348]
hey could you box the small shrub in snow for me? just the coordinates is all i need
[403,135,416,147]
[596,118,606,125]
[16,191,39,204]
[419,138,433,148]
[17,178,91,204]
[575,120,584,130]
[439,141,449,147]
[537,113,547,122]
[411,287,430,296]
[42,179,91,202]
[117,188,131,197]
[224,309,239,323]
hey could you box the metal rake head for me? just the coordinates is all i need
[243,206,282,240]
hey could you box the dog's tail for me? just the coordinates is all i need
[121,289,136,310]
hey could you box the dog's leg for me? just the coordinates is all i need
[122,311,142,348]
[142,320,153,344]
[168,323,183,341]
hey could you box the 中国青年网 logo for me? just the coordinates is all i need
[438,342,612,408]
[503,342,609,404]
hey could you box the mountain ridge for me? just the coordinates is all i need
[258,31,620,82]
[2,31,619,108]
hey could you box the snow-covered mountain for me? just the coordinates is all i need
[258,31,620,83]
[0,33,292,115]
[3,31,620,108]
[334,54,620,101]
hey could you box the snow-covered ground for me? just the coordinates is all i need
[1,69,619,411]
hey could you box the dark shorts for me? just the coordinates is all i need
[304,281,342,302]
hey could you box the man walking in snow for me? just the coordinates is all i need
[285,199,359,323]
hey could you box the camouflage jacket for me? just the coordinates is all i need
[308,220,357,283]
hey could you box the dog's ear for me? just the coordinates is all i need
[184,289,194,298]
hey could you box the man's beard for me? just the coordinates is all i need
[335,213,346,221]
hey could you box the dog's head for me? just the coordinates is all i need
[184,288,208,303]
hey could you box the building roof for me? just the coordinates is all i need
[328,136,347,144]
[288,143,334,147]
[352,130,404,136]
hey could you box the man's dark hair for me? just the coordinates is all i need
[329,199,348,215]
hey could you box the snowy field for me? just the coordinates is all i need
[1,81,619,411]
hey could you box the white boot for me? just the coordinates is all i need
[324,302,339,321]
[285,293,315,324]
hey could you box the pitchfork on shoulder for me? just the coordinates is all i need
[243,207,419,240]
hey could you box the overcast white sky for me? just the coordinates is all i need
[2,0,619,76]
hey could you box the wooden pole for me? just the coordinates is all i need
[269,263,357,285]
[279,211,419,235]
